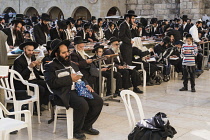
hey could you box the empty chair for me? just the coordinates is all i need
[0,102,32,140]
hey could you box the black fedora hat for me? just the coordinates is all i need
[124,10,137,17]
[162,36,171,44]
[108,36,121,45]
[92,43,104,53]
[181,15,188,20]
[40,13,51,21]
[57,20,67,30]
[74,36,87,45]
[19,39,38,50]
[50,39,71,58]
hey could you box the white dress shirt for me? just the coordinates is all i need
[189,25,201,43]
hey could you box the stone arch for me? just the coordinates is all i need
[24,7,39,17]
[3,7,16,13]
[107,6,121,16]
[72,6,91,20]
[47,6,64,20]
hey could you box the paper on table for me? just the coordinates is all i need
[126,66,136,70]
[170,57,179,60]
[146,57,156,62]
[0,66,9,77]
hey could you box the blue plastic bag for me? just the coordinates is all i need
[75,81,94,99]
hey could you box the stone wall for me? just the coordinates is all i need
[0,0,126,19]
[127,0,209,21]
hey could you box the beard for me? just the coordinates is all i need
[112,46,120,54]
[57,54,71,67]
[41,22,49,34]
[77,50,88,60]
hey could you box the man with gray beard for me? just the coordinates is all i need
[71,36,98,93]
[104,37,143,93]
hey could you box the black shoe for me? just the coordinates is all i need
[133,87,143,94]
[115,91,121,97]
[146,82,154,86]
[191,88,196,92]
[74,133,86,140]
[82,128,100,135]
[179,87,188,91]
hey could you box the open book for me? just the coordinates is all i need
[0,66,9,77]
[36,50,45,62]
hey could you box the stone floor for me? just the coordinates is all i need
[9,70,210,140]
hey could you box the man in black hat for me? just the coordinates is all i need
[2,19,25,50]
[66,18,77,40]
[90,16,97,28]
[13,39,50,109]
[77,23,93,42]
[179,17,192,39]
[91,43,122,97]
[71,36,98,92]
[104,22,115,40]
[33,13,51,46]
[131,22,146,38]
[96,18,104,40]
[119,10,136,66]
[44,39,103,139]
[104,37,143,93]
[150,18,160,37]
[42,40,53,66]
[50,20,67,40]
[113,19,124,39]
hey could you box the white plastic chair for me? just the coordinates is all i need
[46,84,74,139]
[53,106,73,139]
[120,90,145,131]
[0,102,32,140]
[0,69,40,123]
[132,61,147,87]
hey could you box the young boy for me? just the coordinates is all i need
[179,34,198,92]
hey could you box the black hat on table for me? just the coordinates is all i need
[50,39,71,58]
[124,10,137,17]
[108,36,120,45]
[19,39,38,50]
[40,13,51,21]
[92,43,104,53]
[74,36,87,45]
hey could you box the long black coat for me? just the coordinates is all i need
[33,23,47,45]
[119,21,133,65]
[2,28,24,46]
[76,30,88,42]
[104,29,114,40]
[13,53,42,89]
[103,49,125,67]
[50,28,67,40]
[44,58,88,109]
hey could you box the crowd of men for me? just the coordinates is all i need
[0,10,209,140]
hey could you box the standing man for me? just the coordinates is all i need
[119,10,137,65]
[50,20,67,40]
[33,13,51,46]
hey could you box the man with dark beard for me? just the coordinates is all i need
[119,10,137,65]
[50,20,67,40]
[13,39,50,112]
[33,13,51,46]
[44,39,103,140]
[2,19,25,51]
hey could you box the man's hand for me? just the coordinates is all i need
[86,59,93,64]
[199,41,204,44]
[71,73,82,82]
[9,46,14,49]
[118,66,124,69]
[101,68,108,71]
[131,40,134,44]
[88,38,93,42]
[86,85,94,92]
[34,61,42,66]
[29,61,37,68]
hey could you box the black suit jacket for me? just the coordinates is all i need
[2,28,24,46]
[104,29,114,40]
[44,58,88,109]
[50,28,67,40]
[150,25,160,36]
[119,21,132,44]
[103,49,125,68]
[179,24,192,38]
[76,30,88,42]
[13,53,41,89]
[33,23,47,45]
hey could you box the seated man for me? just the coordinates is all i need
[91,44,122,97]
[44,39,103,140]
[104,37,143,93]
[13,39,50,110]
[71,36,98,93]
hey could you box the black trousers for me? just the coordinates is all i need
[182,65,196,88]
[84,74,98,94]
[117,69,141,89]
[195,53,203,70]
[120,44,132,65]
[102,70,122,93]
[69,91,103,133]
[170,59,183,73]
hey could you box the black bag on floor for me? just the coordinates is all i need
[128,112,177,140]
